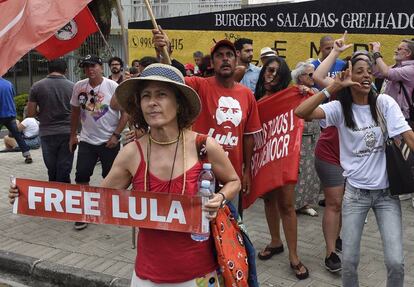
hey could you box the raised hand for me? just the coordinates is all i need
[8,182,19,205]
[369,42,381,53]
[298,85,311,96]
[152,26,170,52]
[333,61,361,88]
[333,31,353,53]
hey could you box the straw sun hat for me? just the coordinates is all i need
[115,63,201,123]
[260,47,277,59]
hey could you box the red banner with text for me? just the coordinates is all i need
[13,179,203,233]
[244,86,306,208]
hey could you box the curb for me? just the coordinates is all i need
[0,250,130,287]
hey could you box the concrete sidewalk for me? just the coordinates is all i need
[1,146,414,286]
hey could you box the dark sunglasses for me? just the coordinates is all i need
[89,89,96,104]
[266,66,277,74]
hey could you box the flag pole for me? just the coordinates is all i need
[96,25,114,57]
[87,9,113,57]
[143,0,172,65]
[115,0,129,66]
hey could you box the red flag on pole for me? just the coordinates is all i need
[0,0,92,76]
[36,7,98,60]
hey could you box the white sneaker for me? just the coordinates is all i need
[299,207,318,217]
[399,194,411,201]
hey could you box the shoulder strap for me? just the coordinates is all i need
[134,140,144,158]
[195,133,208,163]
[375,97,389,140]
[399,81,414,110]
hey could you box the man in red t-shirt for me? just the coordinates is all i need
[153,30,262,214]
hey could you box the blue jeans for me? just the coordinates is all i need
[0,117,30,157]
[40,134,74,183]
[342,183,404,287]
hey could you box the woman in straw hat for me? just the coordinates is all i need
[103,63,240,286]
[7,64,240,286]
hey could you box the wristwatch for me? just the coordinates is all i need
[373,52,383,62]
[112,132,121,140]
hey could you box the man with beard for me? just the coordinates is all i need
[108,56,126,84]
[371,39,414,123]
[152,29,262,214]
[234,38,261,92]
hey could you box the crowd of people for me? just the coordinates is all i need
[4,29,414,287]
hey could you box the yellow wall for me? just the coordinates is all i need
[128,29,411,68]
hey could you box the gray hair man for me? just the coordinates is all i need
[371,39,414,122]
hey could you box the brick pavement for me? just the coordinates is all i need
[1,145,414,286]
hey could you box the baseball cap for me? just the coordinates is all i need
[79,54,103,67]
[210,39,236,57]
[260,47,277,58]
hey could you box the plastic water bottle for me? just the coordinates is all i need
[198,163,216,194]
[191,179,213,242]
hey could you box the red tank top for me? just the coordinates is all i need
[314,126,340,165]
[132,140,218,283]
[314,95,340,165]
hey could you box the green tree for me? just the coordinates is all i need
[77,0,117,58]
[88,0,117,39]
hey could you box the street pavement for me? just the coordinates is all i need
[1,145,414,286]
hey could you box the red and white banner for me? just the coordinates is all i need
[0,0,92,76]
[13,179,204,233]
[244,86,306,208]
[36,7,98,60]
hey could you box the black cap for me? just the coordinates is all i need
[79,55,103,67]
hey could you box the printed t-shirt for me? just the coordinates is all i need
[185,76,262,178]
[132,141,217,283]
[312,58,346,78]
[70,77,120,145]
[320,94,411,189]
[21,118,39,138]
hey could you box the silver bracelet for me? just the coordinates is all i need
[321,88,331,99]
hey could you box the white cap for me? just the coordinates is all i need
[202,163,212,170]
[260,47,277,58]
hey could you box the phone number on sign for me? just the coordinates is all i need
[131,37,184,51]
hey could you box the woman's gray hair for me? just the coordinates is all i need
[291,60,315,84]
